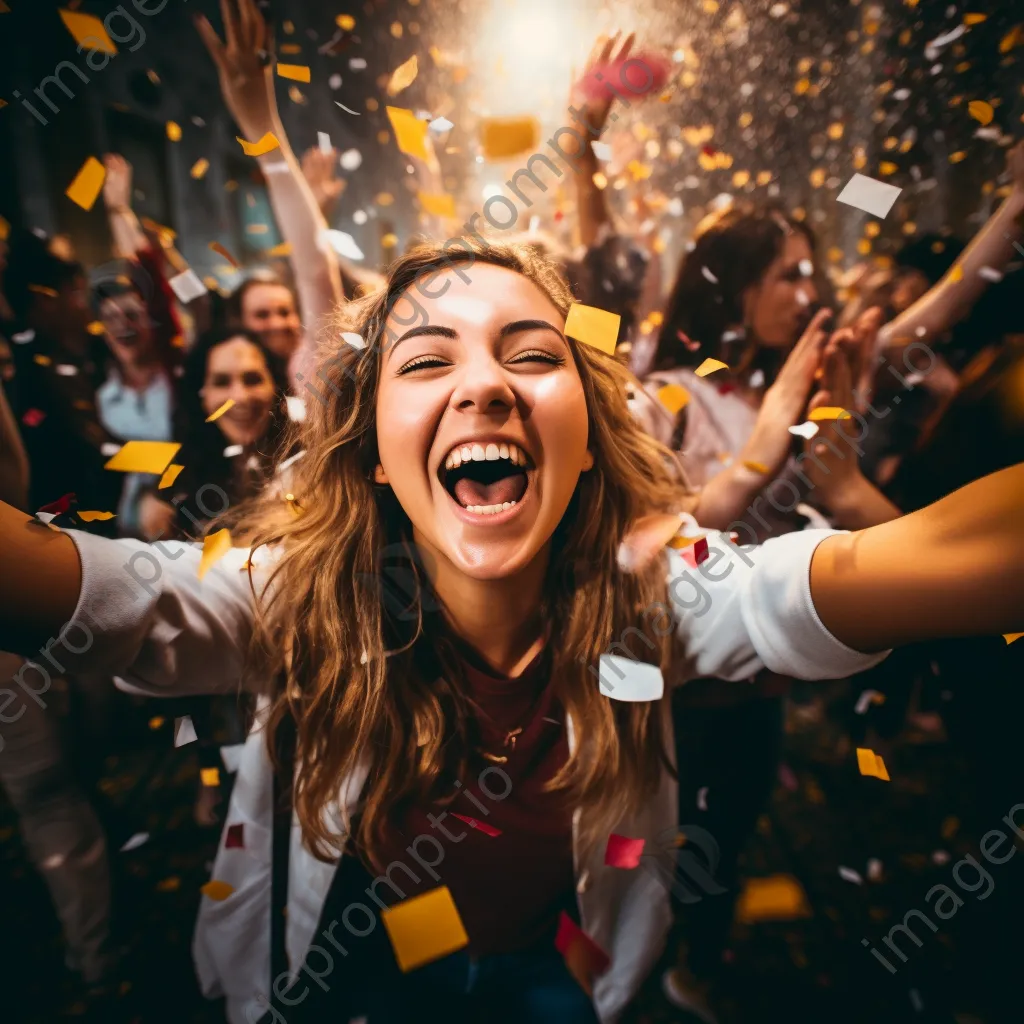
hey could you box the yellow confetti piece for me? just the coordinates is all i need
[277,64,311,83]
[668,535,703,550]
[59,9,117,53]
[205,399,235,423]
[963,13,987,25]
[148,716,164,730]
[736,875,812,923]
[236,132,280,157]
[387,54,419,96]
[999,25,1022,53]
[86,320,105,336]
[949,265,964,282]
[878,161,898,176]
[808,406,851,421]
[29,284,58,298]
[418,192,456,218]
[279,43,302,55]
[968,100,994,125]
[656,383,690,415]
[1004,632,1024,645]
[0,216,8,241]
[382,232,399,248]
[376,192,395,207]
[199,529,233,580]
[166,120,182,142]
[856,747,891,781]
[949,150,967,164]
[104,440,180,474]
[386,106,429,160]
[336,14,356,30]
[209,241,239,268]
[65,156,106,211]
[743,460,770,474]
[77,511,116,522]
[158,463,184,490]
[200,767,220,787]
[648,312,664,327]
[695,357,729,377]
[200,880,234,902]
[479,116,540,161]
[156,876,181,892]
[564,302,620,356]
[382,886,469,973]
[34,354,52,367]
[265,241,292,258]
[191,158,210,180]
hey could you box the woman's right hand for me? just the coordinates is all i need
[739,307,833,478]
[195,0,276,140]
[570,31,636,140]
[102,154,133,212]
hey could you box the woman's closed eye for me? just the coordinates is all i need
[397,349,565,375]
[507,349,565,367]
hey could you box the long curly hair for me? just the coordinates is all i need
[233,241,692,870]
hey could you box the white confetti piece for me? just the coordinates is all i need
[120,832,150,852]
[100,442,122,457]
[429,116,454,134]
[867,858,883,882]
[318,131,332,154]
[924,23,966,61]
[168,268,208,305]
[334,101,361,116]
[697,786,709,811]
[223,444,244,458]
[748,367,764,387]
[798,258,814,278]
[591,140,613,161]
[174,715,197,747]
[839,866,863,885]
[329,73,342,90]
[12,329,36,344]
[278,449,307,473]
[978,266,1003,282]
[220,744,245,773]
[342,332,366,350]
[35,511,57,525]
[323,229,364,261]
[598,655,664,702]
[788,421,819,440]
[340,148,363,171]
[352,210,368,226]
[837,173,902,219]
[349,58,367,71]
[700,265,719,284]
[285,396,307,422]
[855,689,883,715]
[932,850,950,866]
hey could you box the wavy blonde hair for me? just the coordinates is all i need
[238,241,692,868]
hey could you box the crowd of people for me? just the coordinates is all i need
[1,1,1023,1022]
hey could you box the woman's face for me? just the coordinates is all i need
[743,232,818,348]
[240,283,301,359]
[99,291,154,363]
[375,263,592,582]
[201,337,276,447]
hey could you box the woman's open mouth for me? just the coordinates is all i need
[437,441,532,517]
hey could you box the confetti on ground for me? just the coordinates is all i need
[418,192,456,218]
[735,875,812,922]
[120,832,150,852]
[199,529,233,581]
[59,9,117,53]
[450,813,501,837]
[598,655,664,702]
[385,106,429,160]
[382,886,469,972]
[168,269,208,304]
[225,824,245,849]
[605,834,646,869]
[789,421,819,440]
[65,157,106,211]
[838,866,864,885]
[657,383,690,414]
[387,54,419,96]
[277,64,311,83]
[564,302,620,356]
[1004,632,1024,645]
[104,440,180,474]
[837,173,902,219]
[200,880,234,902]
[174,716,197,748]
[856,747,891,782]
[479,116,540,160]
[236,132,280,156]
[205,399,234,423]
[695,357,729,377]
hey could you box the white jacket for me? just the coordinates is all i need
[61,527,888,1024]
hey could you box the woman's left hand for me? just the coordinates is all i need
[300,146,345,218]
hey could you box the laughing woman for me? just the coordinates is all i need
[0,243,1022,1024]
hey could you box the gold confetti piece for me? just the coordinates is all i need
[265,241,293,257]
[743,460,770,474]
[205,399,235,423]
[382,886,469,973]
[376,192,395,206]
[158,463,184,490]
[65,156,106,211]
[1004,632,1024,645]
[105,441,180,474]
[386,106,429,160]
[648,311,664,327]
[949,265,964,282]
[277,63,311,83]
[695,357,729,377]
[156,876,180,892]
[59,9,117,53]
[0,216,8,241]
[387,54,419,96]
[246,224,269,234]
[656,383,690,415]
[878,161,898,176]
[86,320,105,335]
[77,511,115,522]
[34,354,52,367]
[949,150,967,164]
[564,303,620,356]
[856,746,891,781]
[166,120,182,142]
[999,25,1022,53]
[418,192,456,218]
[336,14,356,30]
[200,767,220,787]
[592,171,608,190]
[148,716,164,730]
[279,43,302,55]
[479,116,540,161]
[968,100,994,125]
[382,232,398,248]
[199,529,233,580]
[963,12,987,25]
[191,158,210,180]
[808,406,851,421]
[736,875,812,923]
[236,132,280,156]
[200,880,234,901]
[29,284,58,298]
[668,534,702,550]
[208,241,239,268]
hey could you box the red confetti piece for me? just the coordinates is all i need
[38,493,76,515]
[577,52,671,102]
[677,329,701,352]
[225,823,245,849]
[694,537,709,565]
[554,912,610,975]
[21,408,46,428]
[605,833,645,869]
[702,143,717,157]
[451,813,501,837]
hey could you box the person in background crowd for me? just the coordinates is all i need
[224,270,303,382]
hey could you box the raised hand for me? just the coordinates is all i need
[101,154,133,212]
[300,146,346,218]
[570,31,636,139]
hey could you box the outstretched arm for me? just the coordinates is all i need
[810,462,1024,652]
[102,154,149,260]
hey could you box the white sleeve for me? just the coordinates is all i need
[669,528,890,683]
[57,530,261,697]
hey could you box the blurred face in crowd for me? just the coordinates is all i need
[99,290,155,367]
[891,268,930,314]
[200,335,276,447]
[743,231,818,348]
[240,282,301,360]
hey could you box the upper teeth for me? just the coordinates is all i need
[444,442,526,471]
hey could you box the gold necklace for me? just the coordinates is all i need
[478,727,523,764]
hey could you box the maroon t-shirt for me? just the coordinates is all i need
[373,645,576,956]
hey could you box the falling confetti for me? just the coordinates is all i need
[856,747,891,782]
[736,875,811,922]
[174,715,197,747]
[65,157,106,211]
[564,303,620,356]
[605,834,646,869]
[450,813,502,837]
[209,241,239,268]
[386,106,429,160]
[200,880,235,902]
[967,100,994,126]
[59,9,117,53]
[276,64,311,83]
[382,886,469,972]
[166,121,182,142]
[656,383,690,415]
[236,132,280,156]
[168,269,208,304]
[598,655,664,702]
[199,529,233,580]
[387,54,419,96]
[158,464,184,490]
[205,399,234,423]
[191,158,210,179]
[837,174,902,219]
[695,357,729,377]
[104,441,180,474]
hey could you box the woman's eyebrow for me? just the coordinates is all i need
[392,324,459,348]
[499,319,566,342]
